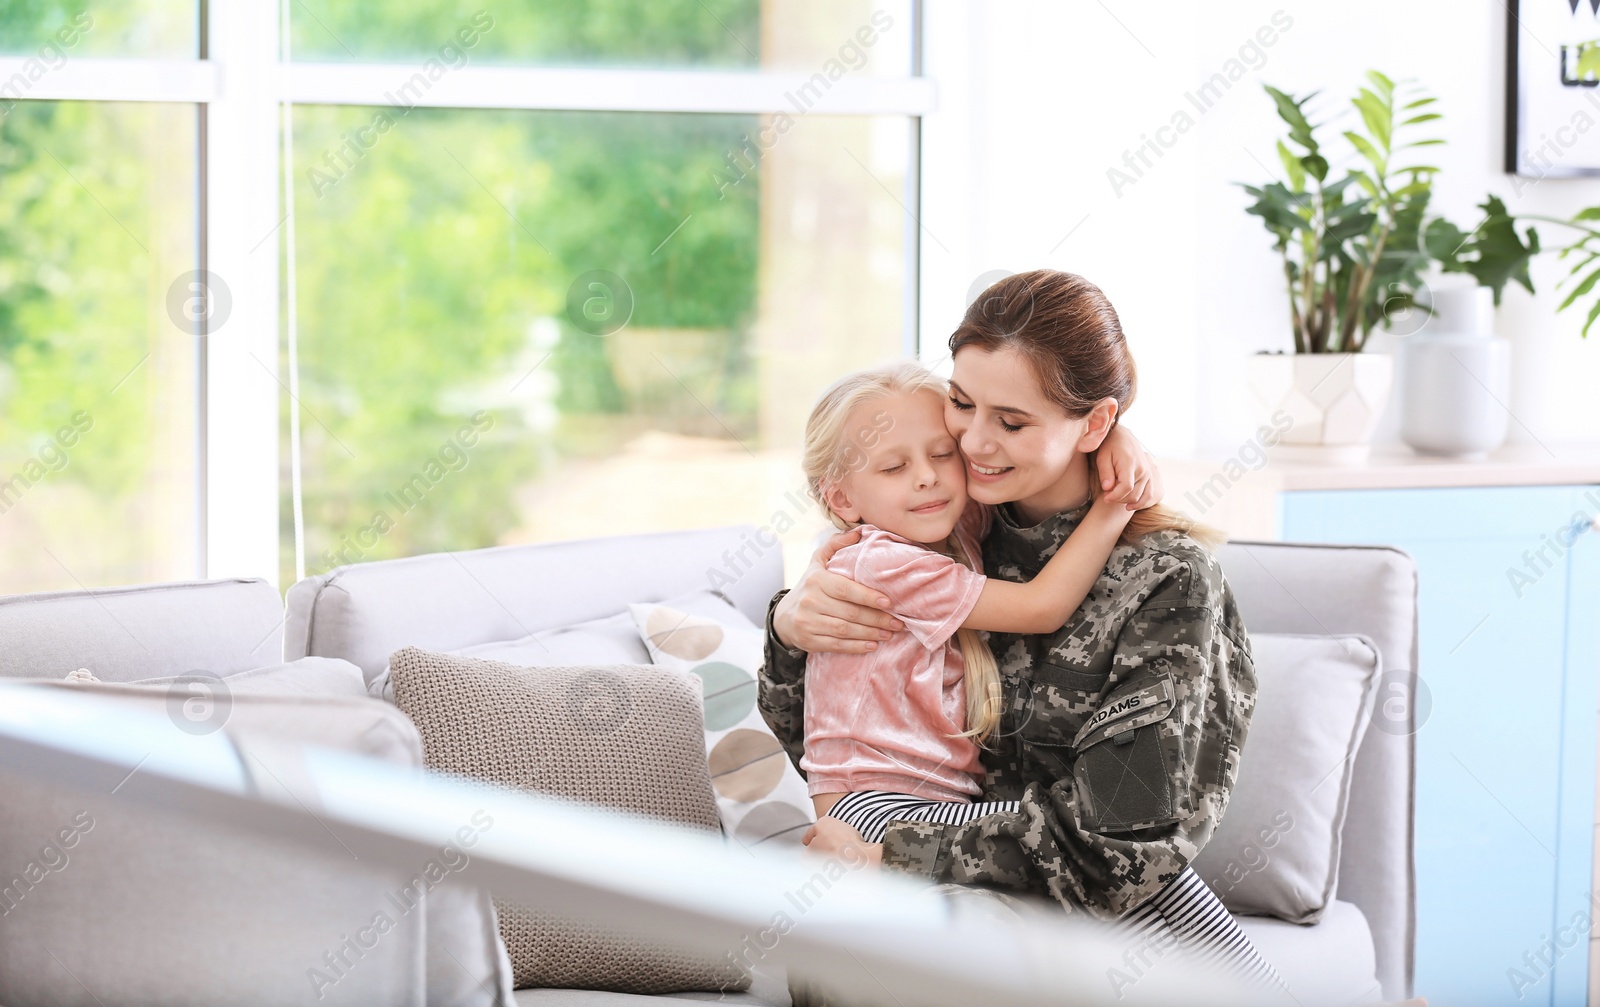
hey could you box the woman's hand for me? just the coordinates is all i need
[1096,425,1165,511]
[802,816,882,868]
[772,527,904,654]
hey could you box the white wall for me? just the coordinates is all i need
[922,0,1600,452]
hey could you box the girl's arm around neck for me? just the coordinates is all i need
[960,498,1133,634]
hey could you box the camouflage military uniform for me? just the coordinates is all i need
[758,499,1257,921]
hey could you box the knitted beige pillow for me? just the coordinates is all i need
[386,646,747,995]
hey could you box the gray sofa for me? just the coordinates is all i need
[0,527,1417,1004]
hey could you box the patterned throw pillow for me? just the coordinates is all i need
[628,591,814,850]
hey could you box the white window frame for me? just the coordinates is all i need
[11,1,934,589]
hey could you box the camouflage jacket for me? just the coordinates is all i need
[758,500,1257,920]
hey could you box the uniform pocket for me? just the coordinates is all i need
[1018,662,1105,745]
[1072,674,1181,833]
[1016,672,1092,782]
[1019,662,1134,787]
[1075,725,1175,831]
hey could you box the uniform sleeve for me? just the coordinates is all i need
[757,589,808,776]
[851,536,986,652]
[879,568,1257,920]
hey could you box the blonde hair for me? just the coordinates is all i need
[801,360,1003,745]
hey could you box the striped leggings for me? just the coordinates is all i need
[826,791,1288,997]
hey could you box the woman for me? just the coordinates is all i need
[758,270,1283,998]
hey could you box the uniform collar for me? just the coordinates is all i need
[990,497,1094,563]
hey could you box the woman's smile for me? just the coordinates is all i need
[967,459,1013,483]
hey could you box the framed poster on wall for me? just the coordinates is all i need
[1508,0,1600,177]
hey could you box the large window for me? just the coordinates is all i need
[0,1,929,594]
[0,98,199,593]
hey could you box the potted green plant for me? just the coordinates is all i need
[1239,71,1444,458]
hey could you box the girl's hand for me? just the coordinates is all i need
[773,528,904,654]
[802,816,882,868]
[1096,425,1164,511]
[1087,492,1138,529]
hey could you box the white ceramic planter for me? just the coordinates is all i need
[1247,352,1395,461]
[1399,286,1511,459]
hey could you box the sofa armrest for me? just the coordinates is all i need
[1217,540,1418,1001]
[0,578,285,682]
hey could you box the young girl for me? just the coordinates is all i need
[797,359,1147,843]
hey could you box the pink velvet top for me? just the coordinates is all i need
[801,501,992,803]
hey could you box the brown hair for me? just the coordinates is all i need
[951,269,1222,548]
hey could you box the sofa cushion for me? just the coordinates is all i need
[0,682,433,1007]
[137,655,370,698]
[1238,899,1381,1003]
[1191,633,1381,924]
[627,591,814,851]
[387,646,747,996]
[456,588,749,669]
[362,586,752,703]
[457,609,650,668]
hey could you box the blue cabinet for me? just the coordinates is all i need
[1283,485,1600,1007]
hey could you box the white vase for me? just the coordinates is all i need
[1399,286,1511,459]
[1247,352,1395,462]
